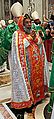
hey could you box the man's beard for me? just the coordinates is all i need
[23,26,31,34]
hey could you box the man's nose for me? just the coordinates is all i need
[28,22,31,26]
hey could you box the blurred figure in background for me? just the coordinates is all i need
[49,14,54,31]
[47,29,54,115]
[31,11,47,41]
[1,20,6,29]
[44,23,52,63]
[0,20,7,72]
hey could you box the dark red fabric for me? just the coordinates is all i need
[44,39,52,62]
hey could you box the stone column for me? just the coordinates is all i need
[0,0,2,19]
[42,0,48,19]
[23,0,29,14]
[46,0,48,18]
[35,0,43,21]
[9,0,11,18]
[0,0,5,19]
[1,0,5,19]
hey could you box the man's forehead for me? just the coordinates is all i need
[25,18,31,22]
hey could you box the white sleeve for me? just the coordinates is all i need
[51,104,54,119]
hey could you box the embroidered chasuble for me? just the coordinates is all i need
[10,30,45,109]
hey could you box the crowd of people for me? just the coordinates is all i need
[0,1,54,119]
